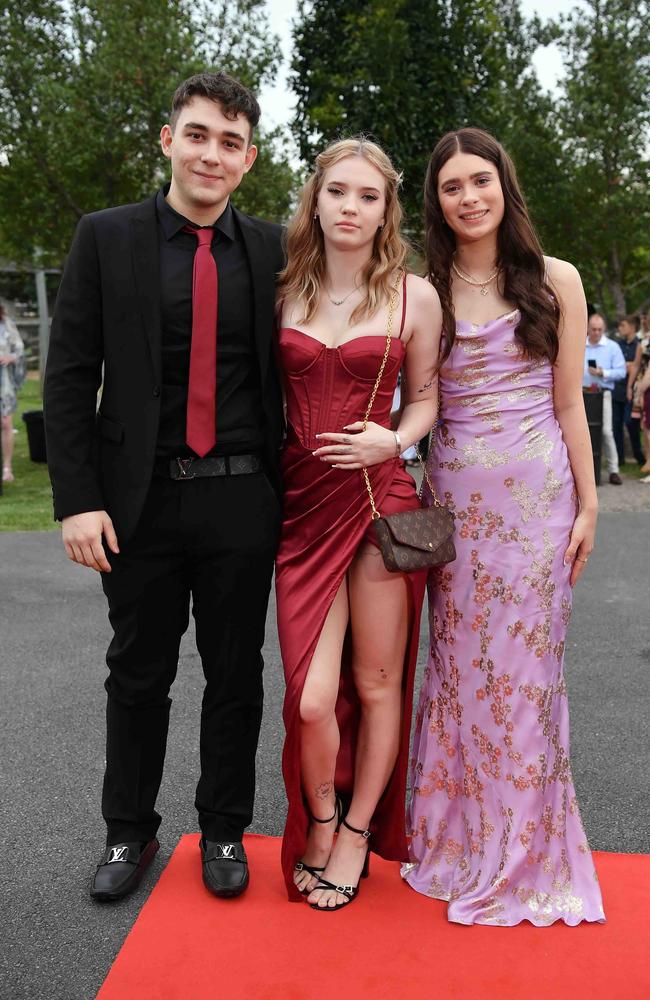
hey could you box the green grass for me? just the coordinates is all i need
[0,377,57,531]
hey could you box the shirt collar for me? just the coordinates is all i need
[586,335,608,347]
[156,185,236,242]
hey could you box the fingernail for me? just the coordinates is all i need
[564,557,570,565]
[315,434,321,438]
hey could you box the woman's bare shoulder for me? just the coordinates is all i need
[544,255,582,291]
[405,272,441,309]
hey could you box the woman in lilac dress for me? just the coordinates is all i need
[403,128,605,926]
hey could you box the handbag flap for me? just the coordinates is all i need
[381,507,454,551]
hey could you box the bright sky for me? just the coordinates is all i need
[258,0,588,134]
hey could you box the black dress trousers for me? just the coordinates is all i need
[100,469,281,844]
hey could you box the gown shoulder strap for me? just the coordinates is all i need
[398,273,407,339]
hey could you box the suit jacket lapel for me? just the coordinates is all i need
[131,196,162,384]
[235,207,275,385]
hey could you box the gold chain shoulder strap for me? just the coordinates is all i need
[414,434,445,510]
[361,271,446,518]
[362,275,401,521]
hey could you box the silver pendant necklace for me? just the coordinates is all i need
[326,284,361,306]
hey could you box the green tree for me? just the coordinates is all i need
[290,0,558,238]
[0,0,297,267]
[544,0,650,317]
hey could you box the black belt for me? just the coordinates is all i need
[157,454,263,480]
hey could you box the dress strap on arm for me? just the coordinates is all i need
[399,274,407,339]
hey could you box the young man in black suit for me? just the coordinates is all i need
[44,73,284,901]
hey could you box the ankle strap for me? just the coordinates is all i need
[342,817,371,839]
[309,799,339,824]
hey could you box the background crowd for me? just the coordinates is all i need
[583,312,650,485]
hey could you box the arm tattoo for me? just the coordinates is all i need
[417,379,433,393]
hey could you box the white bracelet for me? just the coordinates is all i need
[393,430,402,456]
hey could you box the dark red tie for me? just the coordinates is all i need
[185,225,217,457]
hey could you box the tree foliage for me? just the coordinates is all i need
[544,0,650,316]
[0,0,298,266]
[290,0,556,236]
[290,0,650,317]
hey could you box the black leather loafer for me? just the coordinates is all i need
[90,838,159,901]
[200,838,249,898]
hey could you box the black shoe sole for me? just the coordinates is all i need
[90,839,159,902]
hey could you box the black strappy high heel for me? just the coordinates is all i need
[308,817,371,911]
[294,796,342,896]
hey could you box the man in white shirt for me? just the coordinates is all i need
[583,313,627,484]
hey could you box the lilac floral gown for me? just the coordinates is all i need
[403,309,605,926]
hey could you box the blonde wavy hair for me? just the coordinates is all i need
[277,138,410,326]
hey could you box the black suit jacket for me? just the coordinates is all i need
[44,194,285,542]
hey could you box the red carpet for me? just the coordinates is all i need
[97,835,649,1000]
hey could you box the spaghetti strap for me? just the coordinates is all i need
[398,274,407,339]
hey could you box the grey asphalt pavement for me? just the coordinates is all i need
[1,513,648,999]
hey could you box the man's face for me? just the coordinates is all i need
[588,316,605,344]
[618,320,635,340]
[160,96,257,215]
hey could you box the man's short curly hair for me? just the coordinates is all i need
[170,72,260,138]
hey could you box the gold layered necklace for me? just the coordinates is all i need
[452,257,500,297]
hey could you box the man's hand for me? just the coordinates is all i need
[61,510,119,572]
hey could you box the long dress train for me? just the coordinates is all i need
[276,294,427,902]
[403,309,605,926]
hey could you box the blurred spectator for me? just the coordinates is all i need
[583,313,626,485]
[0,303,26,482]
[634,346,650,479]
[639,312,649,351]
[613,315,645,467]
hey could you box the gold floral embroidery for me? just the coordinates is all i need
[460,336,488,356]
[448,360,491,389]
[458,392,503,432]
[462,437,511,469]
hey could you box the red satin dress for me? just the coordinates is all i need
[275,286,428,901]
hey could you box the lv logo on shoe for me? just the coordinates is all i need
[108,846,129,864]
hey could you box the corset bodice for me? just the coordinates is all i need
[278,328,405,451]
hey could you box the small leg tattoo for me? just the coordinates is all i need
[315,780,334,800]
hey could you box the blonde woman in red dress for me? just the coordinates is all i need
[275,138,442,909]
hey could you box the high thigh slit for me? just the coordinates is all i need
[275,281,427,901]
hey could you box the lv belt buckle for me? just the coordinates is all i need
[176,457,196,480]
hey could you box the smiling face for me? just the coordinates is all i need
[160,96,257,222]
[315,155,386,252]
[437,151,505,245]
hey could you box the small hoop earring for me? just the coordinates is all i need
[378,223,385,231]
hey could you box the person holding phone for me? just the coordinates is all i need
[583,313,626,484]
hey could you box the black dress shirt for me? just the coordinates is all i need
[155,187,265,457]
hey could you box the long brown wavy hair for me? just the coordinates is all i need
[424,127,560,365]
[277,138,409,325]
